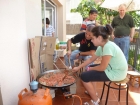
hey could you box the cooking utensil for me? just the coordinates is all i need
[53,62,60,70]
[36,70,76,88]
[62,71,73,81]
[68,58,72,69]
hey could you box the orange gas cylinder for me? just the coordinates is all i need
[18,88,52,105]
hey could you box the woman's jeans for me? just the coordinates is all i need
[114,36,130,62]
[64,50,93,69]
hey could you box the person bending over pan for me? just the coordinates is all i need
[72,24,128,105]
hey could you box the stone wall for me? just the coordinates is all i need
[66,24,81,35]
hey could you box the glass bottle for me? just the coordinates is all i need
[55,37,60,50]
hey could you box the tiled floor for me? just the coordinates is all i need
[52,57,140,105]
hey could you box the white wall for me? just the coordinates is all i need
[25,0,42,38]
[0,0,42,105]
[66,0,82,24]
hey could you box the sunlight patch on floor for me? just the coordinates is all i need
[129,91,140,104]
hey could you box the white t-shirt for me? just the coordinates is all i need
[80,18,96,31]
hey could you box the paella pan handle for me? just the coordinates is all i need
[43,88,50,99]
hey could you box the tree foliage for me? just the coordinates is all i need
[70,0,140,27]
[71,0,96,18]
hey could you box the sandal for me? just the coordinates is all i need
[83,98,100,105]
[85,91,98,97]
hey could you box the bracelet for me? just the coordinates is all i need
[87,67,90,71]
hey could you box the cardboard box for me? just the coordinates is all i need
[29,36,56,80]
[39,37,47,55]
[29,38,40,80]
[33,59,40,78]
[29,38,40,68]
[39,54,54,72]
[45,37,56,54]
[36,36,56,55]
[46,54,53,70]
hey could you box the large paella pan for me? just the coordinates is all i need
[37,70,76,88]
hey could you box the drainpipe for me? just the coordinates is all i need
[0,85,3,105]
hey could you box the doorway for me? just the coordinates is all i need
[41,0,57,36]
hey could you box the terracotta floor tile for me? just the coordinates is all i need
[72,97,90,105]
[119,101,139,105]
[128,91,140,104]
[96,82,104,89]
[113,89,133,102]
[52,95,74,105]
[100,88,117,101]
[76,87,90,98]
[99,100,120,105]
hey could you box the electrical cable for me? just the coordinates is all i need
[71,96,75,105]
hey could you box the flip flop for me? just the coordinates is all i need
[83,98,100,105]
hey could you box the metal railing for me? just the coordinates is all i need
[129,30,140,72]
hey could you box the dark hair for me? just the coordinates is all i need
[91,24,113,40]
[46,18,50,24]
[89,9,98,15]
[86,25,95,32]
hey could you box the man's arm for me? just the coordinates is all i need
[111,30,115,39]
[66,39,73,58]
[67,39,72,51]
[111,19,115,39]
[130,27,135,38]
[129,27,135,42]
